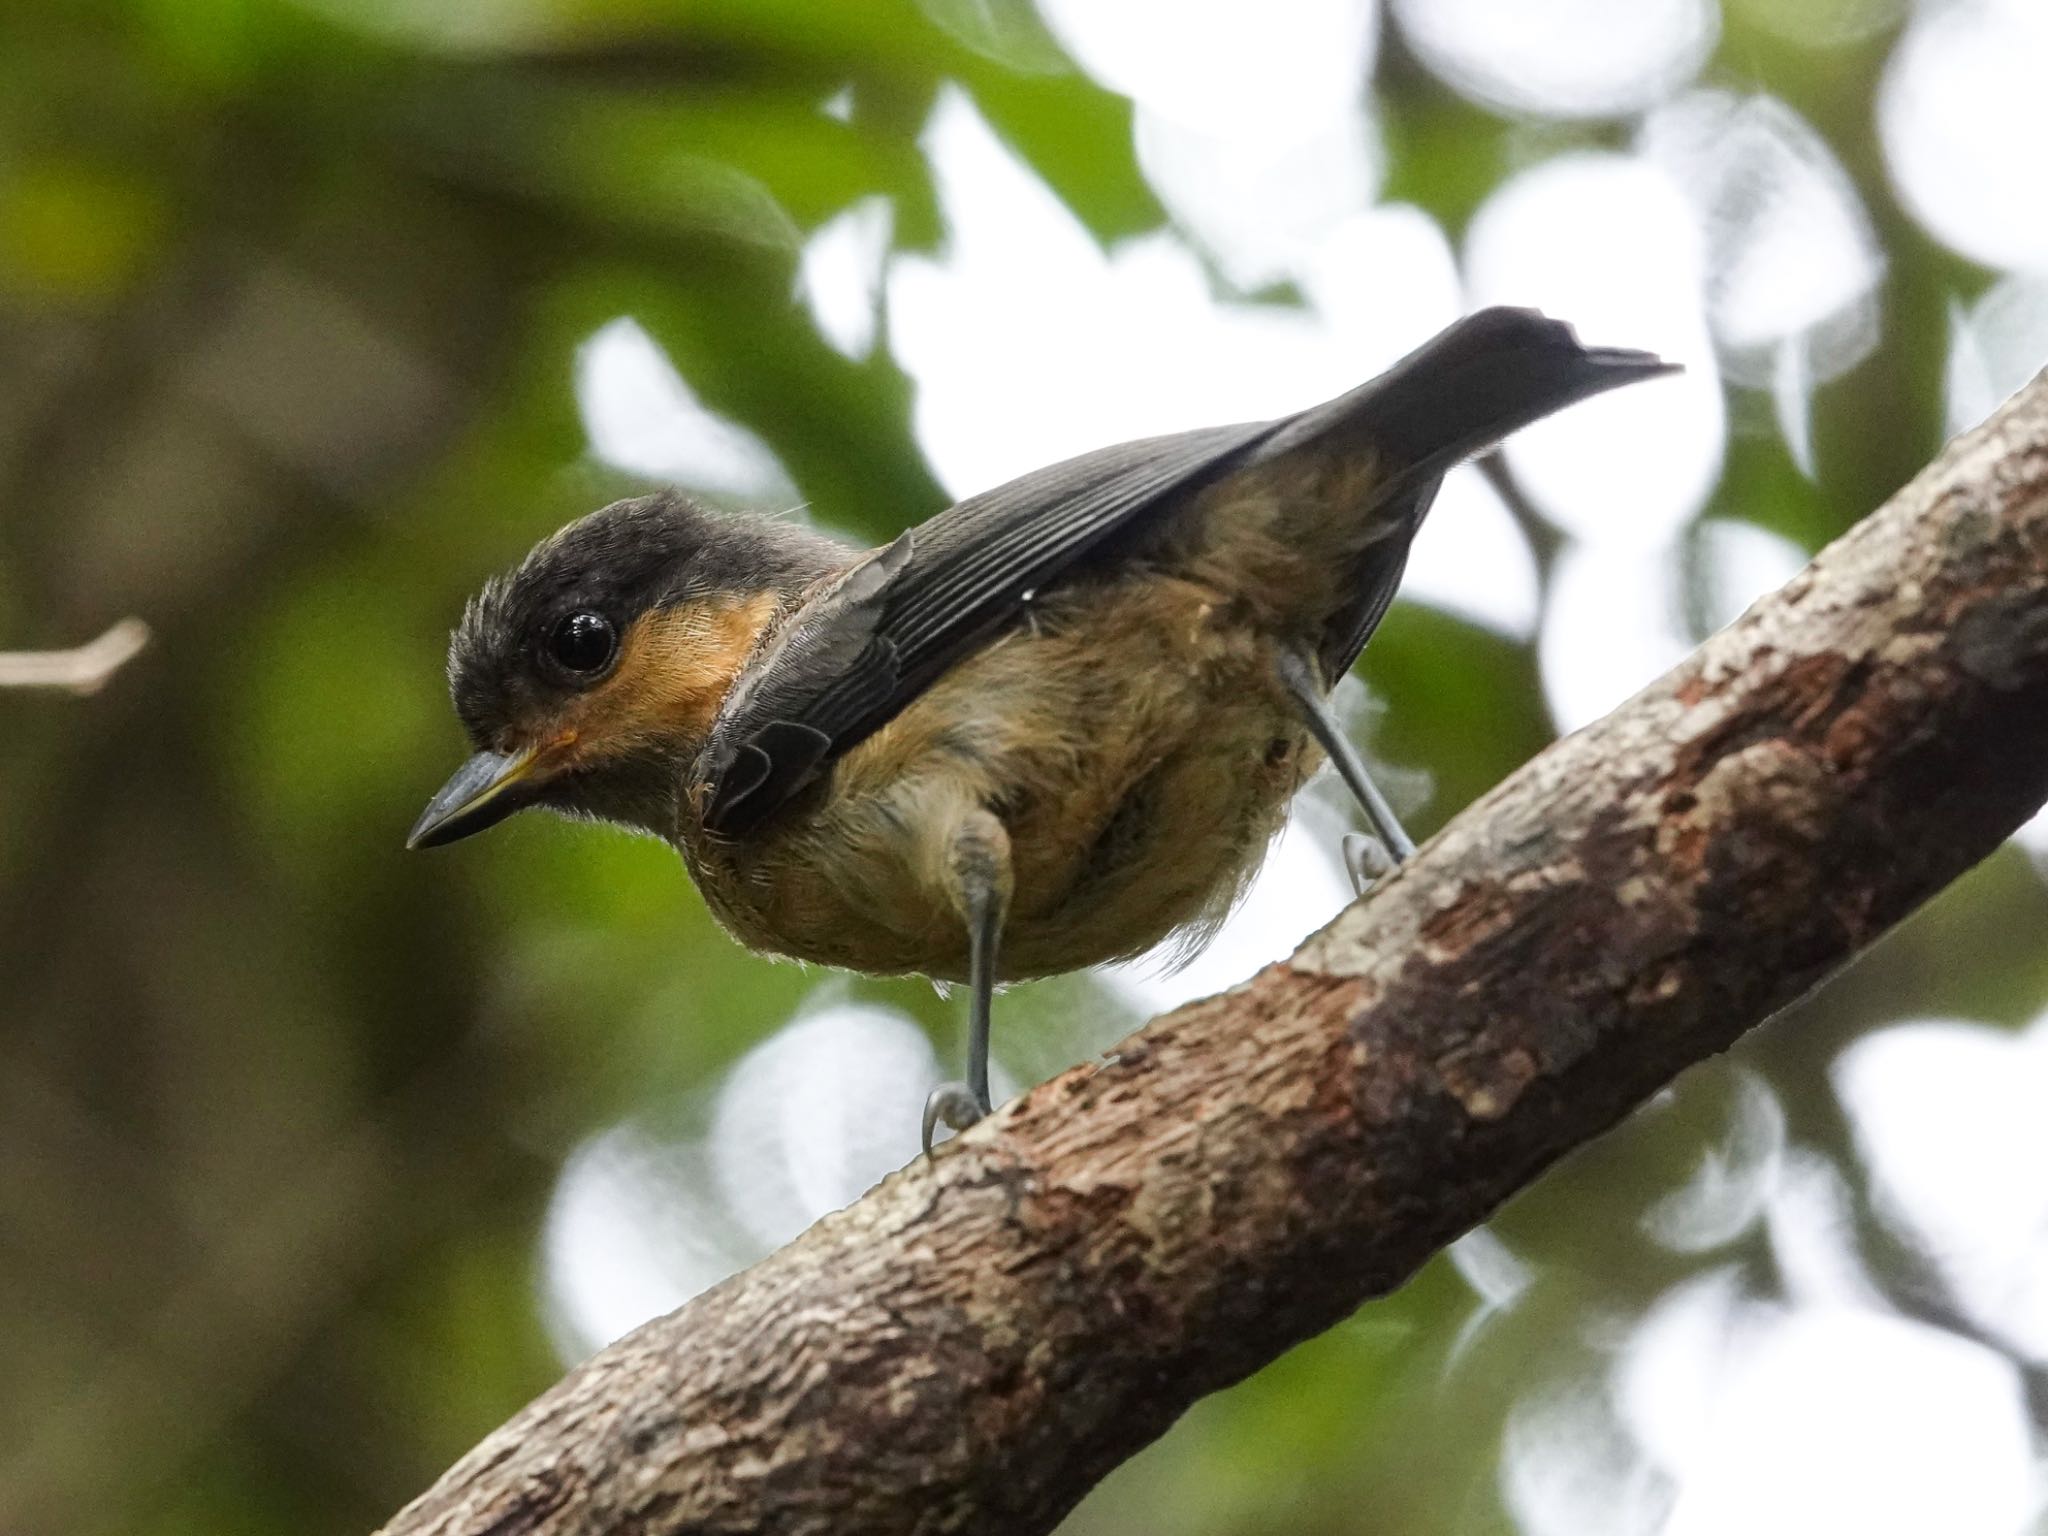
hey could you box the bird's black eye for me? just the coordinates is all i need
[548,611,618,675]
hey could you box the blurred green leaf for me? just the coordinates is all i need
[0,158,167,302]
[1360,603,1552,834]
[916,0,1073,76]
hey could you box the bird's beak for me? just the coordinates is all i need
[407,746,543,849]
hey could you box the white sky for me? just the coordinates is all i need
[1392,0,1717,118]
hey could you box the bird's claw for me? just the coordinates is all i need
[1342,831,1395,896]
[921,1080,988,1156]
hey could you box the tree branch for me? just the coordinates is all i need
[0,618,150,694]
[382,373,2048,1536]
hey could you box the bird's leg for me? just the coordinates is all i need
[1275,648,1416,894]
[1342,831,1398,894]
[922,807,1012,1156]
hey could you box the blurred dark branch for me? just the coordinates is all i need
[0,619,150,694]
[1476,448,1567,584]
[381,373,2048,1536]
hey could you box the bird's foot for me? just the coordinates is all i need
[922,1081,990,1156]
[1343,831,1397,896]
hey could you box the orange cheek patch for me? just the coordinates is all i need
[557,593,780,764]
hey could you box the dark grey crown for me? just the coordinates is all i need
[447,490,843,748]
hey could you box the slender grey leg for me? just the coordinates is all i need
[1276,648,1417,882]
[922,810,1010,1156]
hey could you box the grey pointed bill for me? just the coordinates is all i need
[406,747,540,849]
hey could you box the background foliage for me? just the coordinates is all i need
[5,1,2048,1532]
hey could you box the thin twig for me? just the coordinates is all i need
[0,619,152,695]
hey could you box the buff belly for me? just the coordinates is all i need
[682,574,1321,983]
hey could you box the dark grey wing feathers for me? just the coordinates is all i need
[698,534,910,829]
[877,425,1263,655]
[699,424,1273,832]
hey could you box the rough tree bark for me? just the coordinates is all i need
[381,372,2048,1536]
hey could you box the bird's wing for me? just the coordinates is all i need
[695,422,1275,833]
[696,310,1676,834]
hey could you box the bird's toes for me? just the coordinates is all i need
[921,1081,986,1157]
[1342,831,1396,897]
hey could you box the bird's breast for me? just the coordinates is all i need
[680,574,1319,982]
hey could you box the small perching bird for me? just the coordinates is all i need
[410,308,1675,1151]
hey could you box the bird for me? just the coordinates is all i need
[409,307,1675,1153]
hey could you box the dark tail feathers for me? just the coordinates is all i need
[1256,307,1678,482]
[1271,309,1675,681]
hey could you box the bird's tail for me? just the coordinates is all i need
[1253,306,1679,486]
[1240,308,1676,681]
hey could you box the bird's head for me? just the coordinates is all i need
[408,491,839,849]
